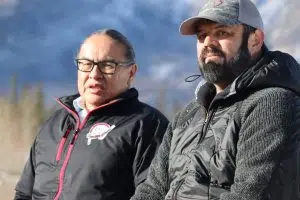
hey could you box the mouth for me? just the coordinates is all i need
[86,83,105,94]
[201,47,224,63]
[203,54,224,63]
[206,54,221,58]
[205,52,223,57]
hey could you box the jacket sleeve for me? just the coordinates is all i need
[221,88,300,200]
[14,140,36,200]
[132,113,169,187]
[131,120,173,200]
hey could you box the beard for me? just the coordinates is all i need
[198,39,251,85]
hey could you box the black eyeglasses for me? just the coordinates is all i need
[75,59,135,75]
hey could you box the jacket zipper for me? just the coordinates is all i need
[53,100,84,200]
[53,99,119,200]
[172,179,185,200]
[197,107,215,144]
[56,127,72,162]
[53,128,80,200]
[203,110,215,135]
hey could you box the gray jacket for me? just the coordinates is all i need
[131,48,300,200]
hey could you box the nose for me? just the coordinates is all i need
[203,35,216,47]
[89,64,103,79]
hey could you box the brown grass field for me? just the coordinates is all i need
[0,87,47,200]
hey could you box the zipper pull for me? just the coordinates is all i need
[204,112,209,123]
[56,127,72,162]
[70,129,80,144]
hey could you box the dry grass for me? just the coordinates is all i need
[0,87,47,200]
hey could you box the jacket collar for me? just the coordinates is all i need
[57,88,139,113]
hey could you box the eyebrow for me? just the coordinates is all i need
[76,56,93,60]
[197,24,230,33]
[76,56,118,62]
[214,24,229,29]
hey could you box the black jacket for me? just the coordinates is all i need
[15,88,169,200]
[131,49,300,200]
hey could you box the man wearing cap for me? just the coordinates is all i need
[131,0,300,199]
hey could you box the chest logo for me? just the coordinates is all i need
[86,123,116,145]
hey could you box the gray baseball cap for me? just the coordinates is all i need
[180,0,264,35]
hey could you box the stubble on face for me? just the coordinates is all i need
[198,28,252,85]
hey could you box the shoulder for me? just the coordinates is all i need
[134,101,169,124]
[240,87,300,119]
[171,99,200,129]
[47,108,69,123]
[243,87,298,104]
[36,108,68,135]
[271,50,299,66]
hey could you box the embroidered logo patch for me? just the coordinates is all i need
[86,123,115,145]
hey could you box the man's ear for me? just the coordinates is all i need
[128,64,138,85]
[248,29,264,56]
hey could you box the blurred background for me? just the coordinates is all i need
[0,0,299,199]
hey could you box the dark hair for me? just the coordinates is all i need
[78,29,136,62]
[242,24,256,41]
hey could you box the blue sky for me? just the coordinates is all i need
[0,0,299,110]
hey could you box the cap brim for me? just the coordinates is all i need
[179,15,237,35]
[179,17,205,35]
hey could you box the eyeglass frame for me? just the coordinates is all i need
[75,58,135,75]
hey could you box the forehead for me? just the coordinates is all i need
[195,20,243,33]
[78,34,126,60]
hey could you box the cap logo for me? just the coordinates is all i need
[214,0,224,7]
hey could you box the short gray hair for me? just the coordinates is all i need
[79,28,136,62]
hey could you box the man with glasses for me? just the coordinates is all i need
[14,29,169,200]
